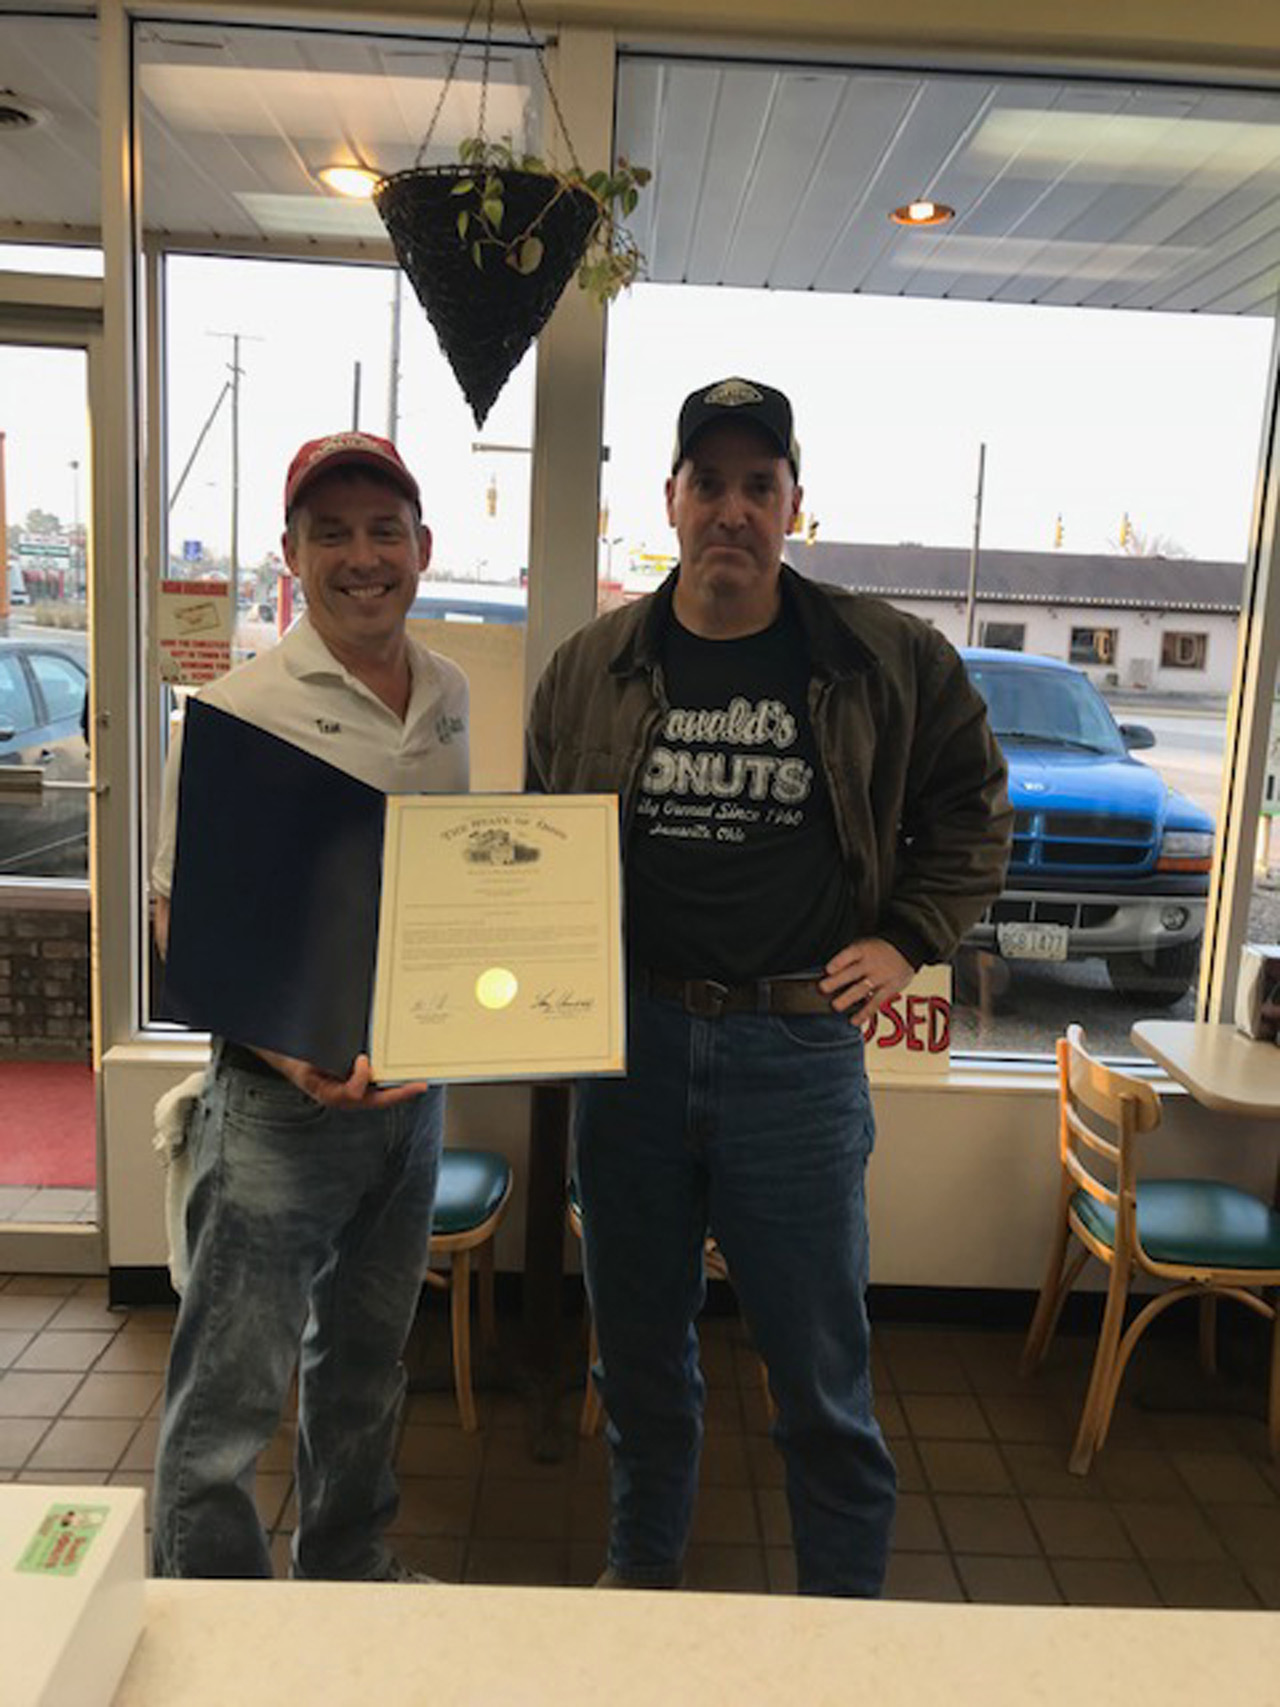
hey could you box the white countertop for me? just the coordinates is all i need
[1131,1019,1280,1115]
[113,1581,1280,1707]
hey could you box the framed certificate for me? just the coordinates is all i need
[370,794,625,1082]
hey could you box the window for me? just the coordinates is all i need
[980,621,1025,651]
[1069,627,1117,666]
[1162,631,1208,670]
[29,651,87,724]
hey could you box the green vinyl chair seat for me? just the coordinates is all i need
[1072,1179,1280,1269]
[433,1148,511,1235]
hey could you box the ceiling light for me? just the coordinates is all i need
[316,164,382,200]
[889,199,955,227]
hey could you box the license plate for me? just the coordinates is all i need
[996,921,1069,962]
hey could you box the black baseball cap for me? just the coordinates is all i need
[672,377,801,478]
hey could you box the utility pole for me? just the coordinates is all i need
[209,331,262,617]
[386,271,402,441]
[352,360,363,431]
[69,460,81,597]
[964,441,986,646]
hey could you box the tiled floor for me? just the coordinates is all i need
[0,1186,98,1224]
[1,1270,1277,1604]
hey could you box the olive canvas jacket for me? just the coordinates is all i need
[525,566,1013,971]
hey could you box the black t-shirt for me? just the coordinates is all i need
[626,599,850,982]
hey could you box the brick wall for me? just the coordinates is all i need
[0,907,91,1060]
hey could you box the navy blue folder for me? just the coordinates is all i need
[164,699,387,1077]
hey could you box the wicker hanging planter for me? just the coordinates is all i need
[373,0,648,427]
[375,164,598,428]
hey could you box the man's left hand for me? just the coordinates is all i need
[819,938,915,1034]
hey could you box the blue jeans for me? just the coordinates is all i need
[152,1047,442,1579]
[575,985,897,1596]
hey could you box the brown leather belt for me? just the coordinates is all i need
[637,967,832,1018]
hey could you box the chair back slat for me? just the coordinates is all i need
[1057,1025,1161,1220]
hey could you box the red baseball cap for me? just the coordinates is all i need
[284,431,421,515]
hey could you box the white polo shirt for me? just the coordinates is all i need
[152,613,469,896]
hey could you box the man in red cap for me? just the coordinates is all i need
[150,431,468,1581]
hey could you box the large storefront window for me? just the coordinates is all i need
[602,58,1280,1059]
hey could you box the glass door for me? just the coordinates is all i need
[0,323,100,1269]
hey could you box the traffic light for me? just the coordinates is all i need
[806,515,820,543]
[1119,511,1132,548]
[1053,513,1063,549]
[485,477,498,518]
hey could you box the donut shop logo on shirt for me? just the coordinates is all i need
[639,697,814,827]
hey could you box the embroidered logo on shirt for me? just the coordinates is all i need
[315,718,341,735]
[436,713,466,745]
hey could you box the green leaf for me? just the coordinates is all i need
[450,179,474,196]
[586,171,609,195]
[481,197,504,227]
[516,235,544,274]
[471,241,483,270]
[623,187,638,216]
[456,209,470,239]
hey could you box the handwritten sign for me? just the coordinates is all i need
[158,578,232,685]
[865,963,951,1080]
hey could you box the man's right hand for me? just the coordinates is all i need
[252,1048,429,1110]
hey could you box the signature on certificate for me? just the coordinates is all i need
[532,988,596,1018]
[410,992,451,1025]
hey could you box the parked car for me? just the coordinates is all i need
[960,648,1215,1005]
[0,637,89,877]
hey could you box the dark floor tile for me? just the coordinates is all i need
[764,1546,797,1593]
[464,1538,567,1585]
[0,1298,62,1333]
[64,1372,163,1419]
[1001,1443,1100,1502]
[755,1486,791,1548]
[1115,1500,1227,1563]
[1204,1504,1280,1568]
[891,1492,944,1552]
[566,1540,605,1585]
[1172,1452,1277,1506]
[0,1370,83,1417]
[0,1416,49,1468]
[1245,1565,1280,1609]
[889,1438,925,1493]
[1026,1497,1134,1559]
[26,1416,135,1472]
[14,1331,113,1373]
[386,1474,478,1538]
[399,1421,488,1478]
[568,1476,609,1540]
[1051,1557,1160,1606]
[119,1418,159,1473]
[980,1394,1073,1445]
[258,1426,296,1473]
[918,1440,1013,1495]
[683,1544,769,1592]
[876,1393,906,1437]
[1092,1448,1188,1503]
[903,1393,991,1441]
[956,1554,1061,1604]
[745,1436,785,1488]
[473,1476,568,1542]
[689,1484,759,1547]
[1148,1558,1262,1609]
[878,1336,971,1396]
[701,1432,752,1486]
[951,1334,1033,1396]
[882,1551,963,1601]
[935,1494,1039,1557]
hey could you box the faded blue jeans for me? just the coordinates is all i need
[152,1045,442,1579]
[575,984,897,1596]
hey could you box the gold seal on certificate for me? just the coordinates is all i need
[369,794,625,1082]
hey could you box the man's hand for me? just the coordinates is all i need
[819,938,915,1034]
[254,1048,429,1110]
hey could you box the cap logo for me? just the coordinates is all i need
[702,380,765,408]
[303,432,387,471]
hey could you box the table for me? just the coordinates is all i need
[112,1581,1278,1706]
[1130,1019,1280,1116]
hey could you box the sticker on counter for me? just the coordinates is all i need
[15,1503,110,1576]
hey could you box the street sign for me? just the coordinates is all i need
[182,539,203,562]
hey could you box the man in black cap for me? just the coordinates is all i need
[527,376,1011,1595]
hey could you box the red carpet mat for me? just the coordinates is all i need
[0,1061,96,1189]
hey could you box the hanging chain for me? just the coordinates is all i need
[410,0,585,177]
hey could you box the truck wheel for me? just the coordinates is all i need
[1106,939,1201,1007]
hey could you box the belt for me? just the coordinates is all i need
[216,1039,283,1079]
[637,968,832,1018]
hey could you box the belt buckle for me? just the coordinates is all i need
[686,978,729,1018]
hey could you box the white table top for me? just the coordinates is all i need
[1131,1019,1280,1116]
[113,1581,1280,1707]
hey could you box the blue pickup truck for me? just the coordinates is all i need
[960,648,1216,1006]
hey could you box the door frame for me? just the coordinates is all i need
[0,274,108,1274]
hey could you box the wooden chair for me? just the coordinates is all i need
[424,1148,513,1432]
[567,1190,772,1437]
[1022,1024,1280,1473]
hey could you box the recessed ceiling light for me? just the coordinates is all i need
[316,164,382,200]
[889,199,955,227]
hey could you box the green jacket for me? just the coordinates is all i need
[526,566,1012,969]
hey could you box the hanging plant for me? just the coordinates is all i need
[372,0,651,427]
